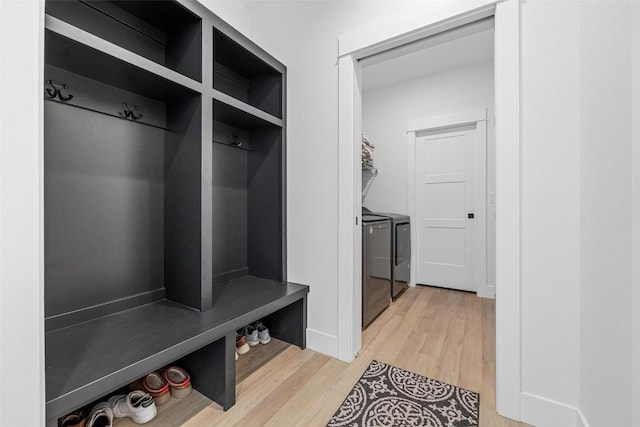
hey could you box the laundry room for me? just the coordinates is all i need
[360,17,497,326]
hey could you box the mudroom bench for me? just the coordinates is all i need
[45,277,308,426]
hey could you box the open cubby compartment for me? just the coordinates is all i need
[44,29,204,332]
[213,27,283,119]
[212,99,284,286]
[45,0,202,82]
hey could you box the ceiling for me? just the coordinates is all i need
[361,19,495,92]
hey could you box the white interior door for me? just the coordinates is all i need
[415,125,478,292]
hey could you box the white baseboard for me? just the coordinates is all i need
[521,392,581,427]
[306,328,338,358]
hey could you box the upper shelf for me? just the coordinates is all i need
[45,16,201,101]
[46,0,202,82]
[214,27,283,119]
[213,89,283,129]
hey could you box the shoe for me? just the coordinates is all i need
[257,321,271,344]
[59,410,86,427]
[163,366,192,399]
[246,325,259,347]
[86,402,112,427]
[142,372,171,405]
[236,332,250,355]
[108,390,157,424]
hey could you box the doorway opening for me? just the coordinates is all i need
[337,0,522,421]
[360,18,494,298]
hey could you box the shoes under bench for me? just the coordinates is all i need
[58,365,193,427]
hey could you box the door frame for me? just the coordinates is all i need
[337,0,522,421]
[407,109,488,296]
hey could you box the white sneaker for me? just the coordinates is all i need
[108,390,157,424]
[87,402,113,427]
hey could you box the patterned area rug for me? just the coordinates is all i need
[327,360,479,427]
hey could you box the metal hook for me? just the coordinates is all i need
[118,102,143,121]
[45,80,74,101]
[228,133,242,147]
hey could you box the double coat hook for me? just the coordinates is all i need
[45,80,74,101]
[119,102,143,121]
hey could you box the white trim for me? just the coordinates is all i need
[408,108,487,132]
[407,131,417,287]
[0,1,46,425]
[338,0,496,59]
[494,0,521,419]
[520,392,581,427]
[306,328,339,358]
[577,409,591,427]
[474,119,488,298]
[337,55,362,362]
[337,0,522,420]
[632,2,640,424]
[407,110,488,298]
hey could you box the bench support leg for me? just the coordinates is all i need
[263,295,307,349]
[178,332,236,410]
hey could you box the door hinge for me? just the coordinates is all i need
[356,217,359,225]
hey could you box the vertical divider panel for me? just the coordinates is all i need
[164,92,203,310]
[177,332,236,410]
[247,126,283,281]
[201,20,214,310]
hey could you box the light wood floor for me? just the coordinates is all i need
[118,285,528,426]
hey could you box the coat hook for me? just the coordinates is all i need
[228,133,242,147]
[45,80,74,101]
[119,102,143,121]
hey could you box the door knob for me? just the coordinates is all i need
[468,213,474,219]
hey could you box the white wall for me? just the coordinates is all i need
[362,61,496,289]
[519,1,582,422]
[0,1,45,426]
[579,2,632,427]
[197,0,252,38]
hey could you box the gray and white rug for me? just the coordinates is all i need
[327,360,479,427]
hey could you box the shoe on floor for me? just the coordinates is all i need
[236,332,250,355]
[257,321,271,344]
[163,366,192,399]
[59,410,86,427]
[142,372,171,405]
[108,390,157,424]
[246,325,259,347]
[86,402,112,427]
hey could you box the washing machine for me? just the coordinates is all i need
[361,213,391,328]
[374,212,411,298]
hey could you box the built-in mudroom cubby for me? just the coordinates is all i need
[43,1,307,426]
[212,99,284,286]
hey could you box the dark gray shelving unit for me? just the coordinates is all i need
[43,1,304,425]
[214,27,282,118]
[46,0,202,81]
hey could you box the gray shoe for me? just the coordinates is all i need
[246,325,259,347]
[256,321,271,344]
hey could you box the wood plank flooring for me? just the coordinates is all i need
[119,285,529,426]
